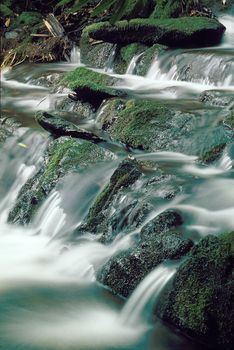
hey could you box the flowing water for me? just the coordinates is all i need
[0,9,234,350]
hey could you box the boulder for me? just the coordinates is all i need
[157,232,234,350]
[62,67,125,107]
[8,137,114,225]
[99,210,193,297]
[36,111,103,143]
[83,17,225,48]
[98,99,233,157]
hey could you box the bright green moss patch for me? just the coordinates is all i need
[158,232,234,349]
[101,99,171,150]
[63,67,125,106]
[83,17,225,48]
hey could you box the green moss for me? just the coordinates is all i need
[17,11,42,26]
[150,0,182,19]
[8,137,112,225]
[120,43,146,62]
[136,44,166,76]
[83,17,225,47]
[63,67,125,106]
[63,67,113,92]
[103,99,170,150]
[85,159,142,230]
[0,4,13,16]
[159,232,234,349]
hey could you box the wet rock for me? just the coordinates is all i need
[98,99,233,157]
[36,111,103,143]
[80,36,115,69]
[62,67,125,108]
[157,232,234,350]
[0,117,19,145]
[55,97,96,118]
[224,108,234,131]
[200,90,234,108]
[135,44,167,76]
[8,137,114,225]
[82,159,143,237]
[83,17,225,48]
[5,31,18,39]
[99,210,193,297]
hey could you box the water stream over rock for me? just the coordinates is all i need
[0,9,233,350]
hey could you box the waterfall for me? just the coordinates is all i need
[69,45,81,64]
[119,264,176,326]
[126,52,144,75]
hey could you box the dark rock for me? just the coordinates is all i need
[99,210,193,297]
[157,232,234,350]
[36,111,103,143]
[8,137,113,225]
[83,17,225,48]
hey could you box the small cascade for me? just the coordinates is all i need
[147,50,234,87]
[120,264,176,326]
[126,52,144,75]
[33,191,67,238]
[69,45,81,64]
[0,130,47,223]
[104,45,117,73]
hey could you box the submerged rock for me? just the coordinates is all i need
[98,98,233,157]
[0,117,20,145]
[63,67,125,107]
[157,232,234,350]
[8,137,113,225]
[99,210,193,297]
[36,111,103,143]
[83,17,225,48]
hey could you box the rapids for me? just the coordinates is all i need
[0,9,233,350]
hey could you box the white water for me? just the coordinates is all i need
[120,264,176,326]
[1,11,234,350]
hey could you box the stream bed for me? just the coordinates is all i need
[0,9,233,350]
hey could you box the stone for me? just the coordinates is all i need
[157,232,234,350]
[83,17,225,48]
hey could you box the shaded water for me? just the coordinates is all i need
[0,9,233,350]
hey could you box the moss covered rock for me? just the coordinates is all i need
[83,17,225,48]
[157,232,234,349]
[99,210,193,297]
[63,67,125,107]
[8,137,113,225]
[98,98,233,157]
[82,158,142,236]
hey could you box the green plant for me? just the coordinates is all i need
[56,0,148,23]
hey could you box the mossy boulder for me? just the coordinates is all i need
[224,108,234,131]
[83,17,225,48]
[36,111,103,143]
[98,98,233,157]
[157,232,234,350]
[8,137,113,225]
[99,210,193,297]
[63,67,125,107]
